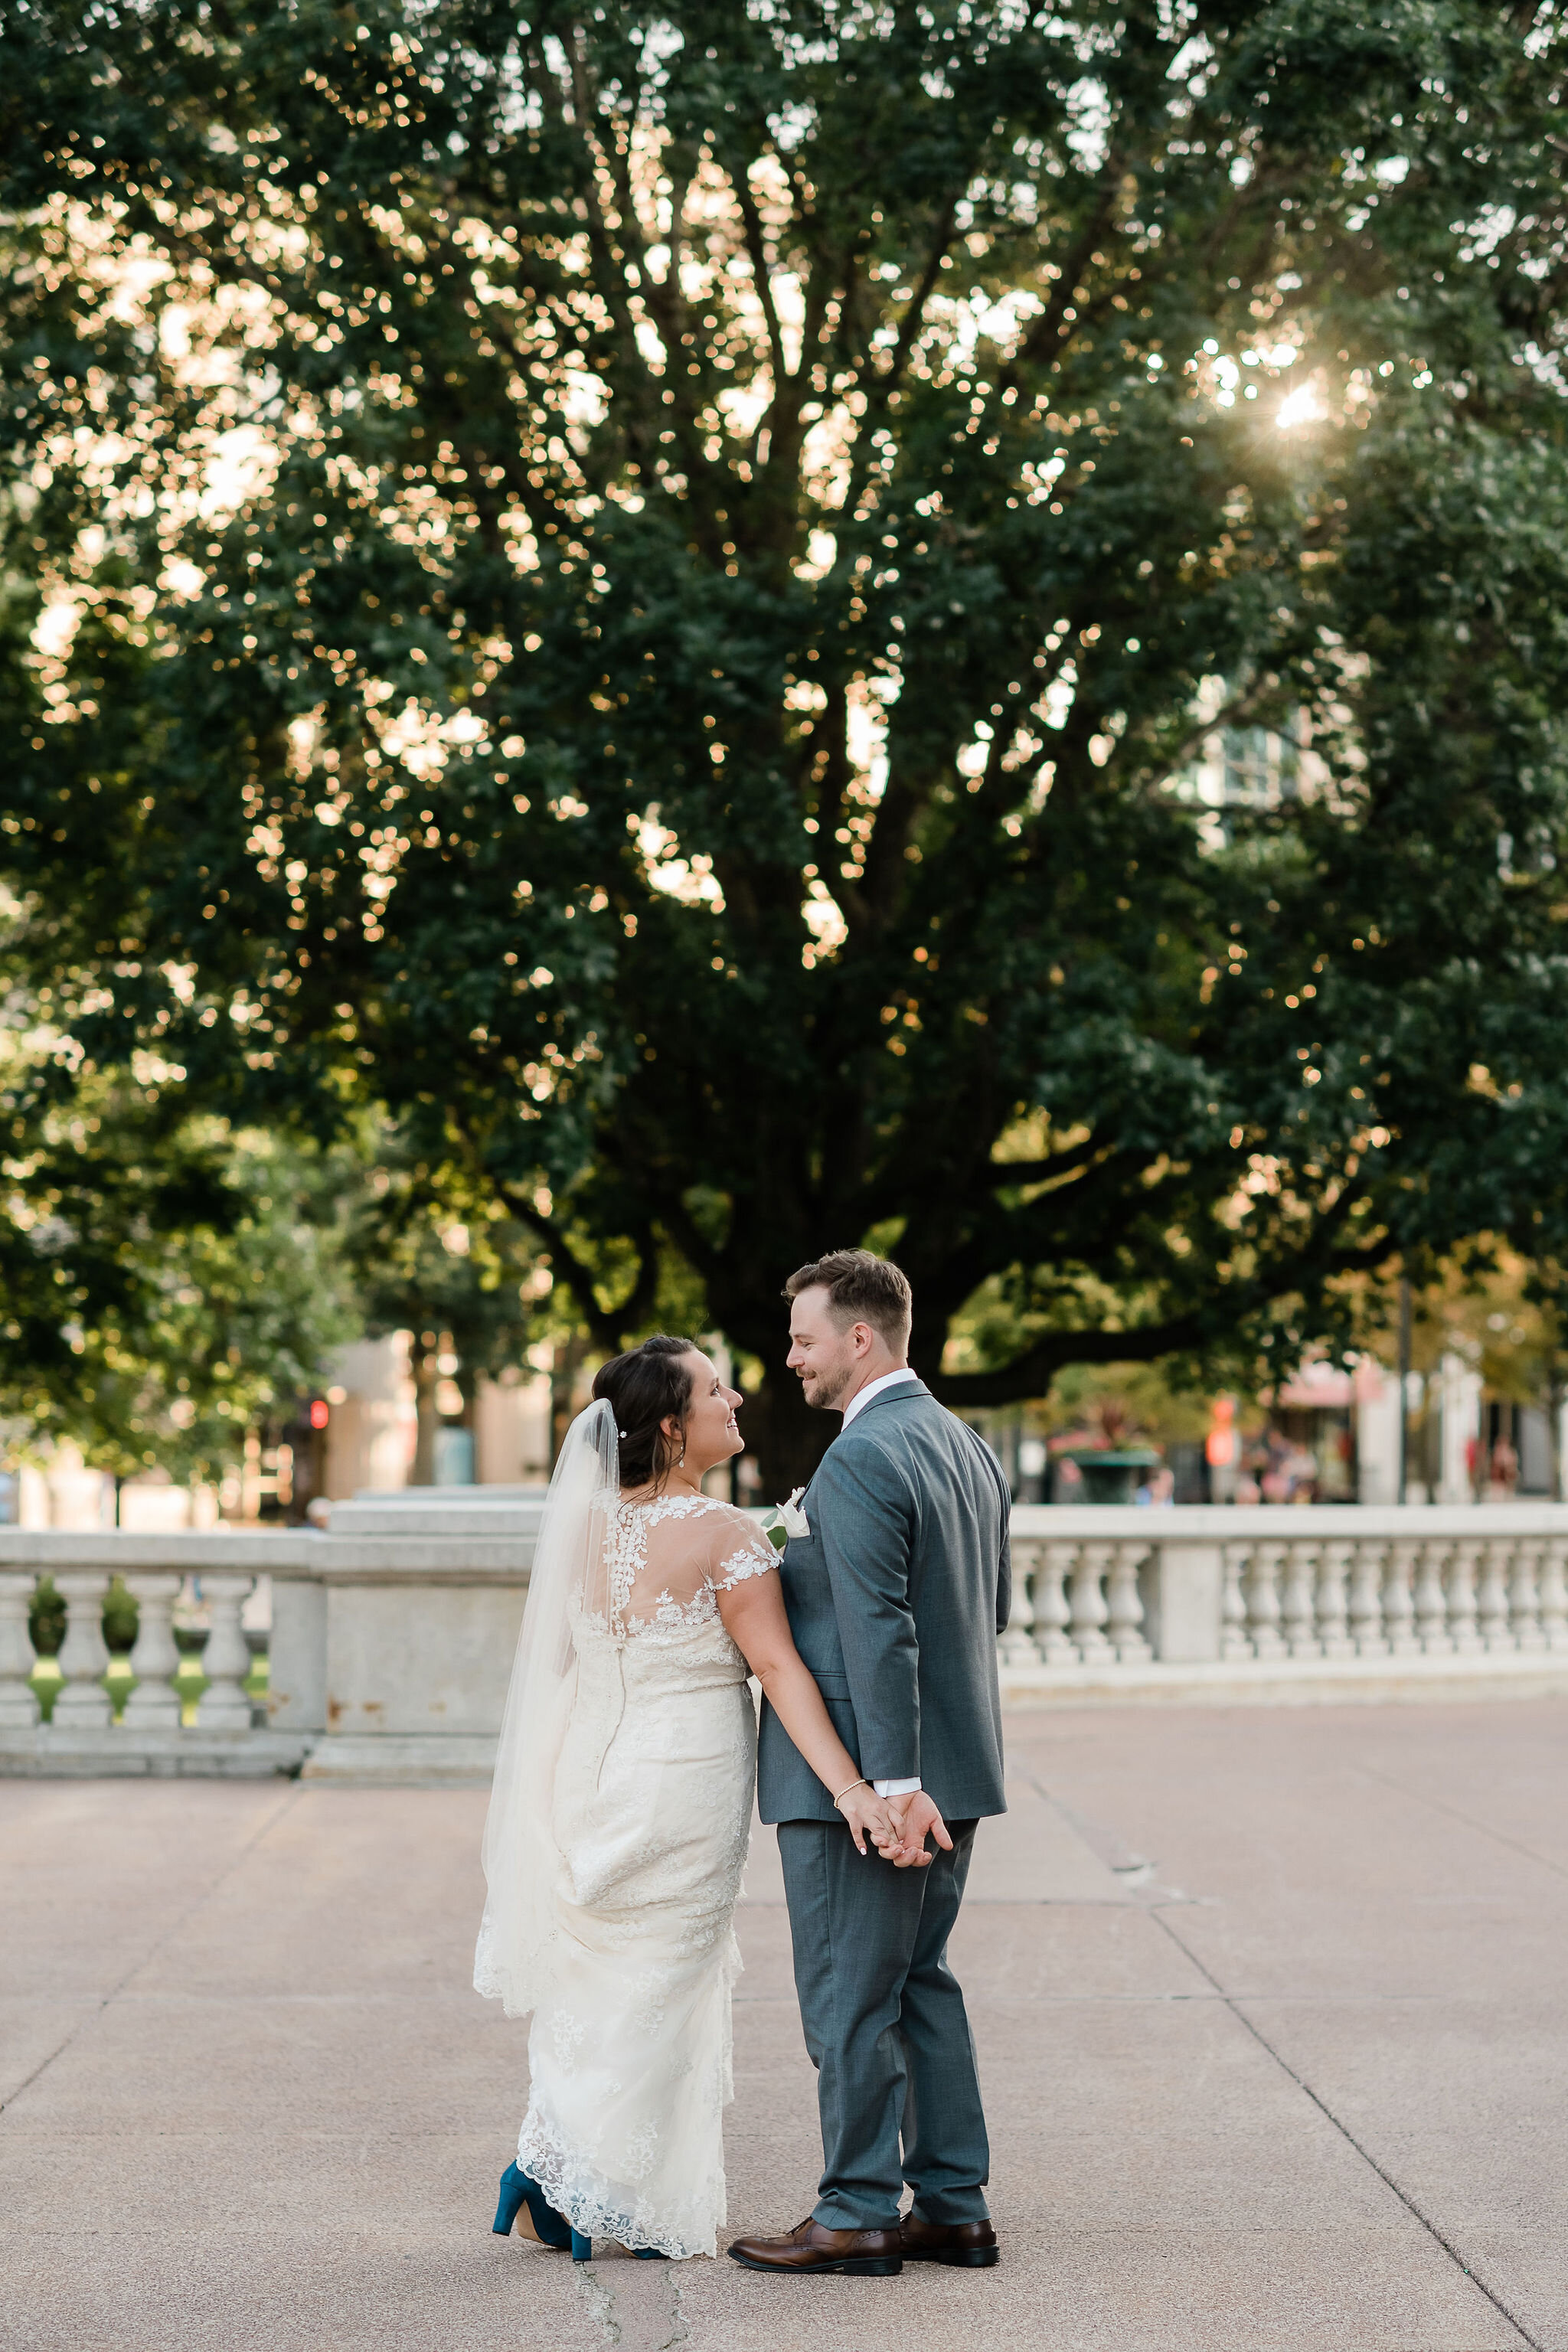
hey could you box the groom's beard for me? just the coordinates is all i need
[801,1360,854,1413]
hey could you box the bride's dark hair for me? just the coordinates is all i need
[592,1334,700,1491]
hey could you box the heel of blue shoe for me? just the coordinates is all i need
[493,2161,573,2253]
[571,2230,592,2262]
[493,2163,528,2237]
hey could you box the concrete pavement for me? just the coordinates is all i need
[3,1703,1568,2350]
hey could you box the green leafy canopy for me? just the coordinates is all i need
[4,0,1568,1485]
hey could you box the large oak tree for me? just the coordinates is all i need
[5,0,1568,1485]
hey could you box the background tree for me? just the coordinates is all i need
[5,1,1568,1486]
[1,1029,357,1482]
[343,1142,553,1478]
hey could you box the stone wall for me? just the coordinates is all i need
[4,1494,1567,1779]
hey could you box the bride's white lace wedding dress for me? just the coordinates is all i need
[479,1484,776,2259]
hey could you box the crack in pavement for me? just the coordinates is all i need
[575,2262,687,2350]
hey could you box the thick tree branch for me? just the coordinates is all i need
[733,171,792,393]
[497,1187,625,1353]
[1005,164,1124,384]
[985,1135,1108,1188]
[931,1315,1204,1408]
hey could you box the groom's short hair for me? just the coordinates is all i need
[784,1249,913,1351]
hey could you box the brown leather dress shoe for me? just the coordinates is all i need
[727,2217,903,2275]
[900,2213,1000,2268]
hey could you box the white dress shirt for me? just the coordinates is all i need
[840,1366,919,1429]
[837,1367,923,1796]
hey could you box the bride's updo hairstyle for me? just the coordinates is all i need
[592,1334,699,1491]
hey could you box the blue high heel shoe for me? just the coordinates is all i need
[635,2249,669,2260]
[492,2163,592,2262]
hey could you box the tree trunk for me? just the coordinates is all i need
[410,1333,440,1486]
[723,1286,959,1498]
[743,1366,838,1500]
[550,1331,586,1469]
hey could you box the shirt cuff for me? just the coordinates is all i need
[872,1777,922,1798]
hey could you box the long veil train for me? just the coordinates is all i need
[473,1397,619,2018]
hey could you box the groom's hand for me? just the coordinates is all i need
[885,1791,952,1868]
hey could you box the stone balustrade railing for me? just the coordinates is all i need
[0,1496,543,1779]
[4,1498,1568,1779]
[1001,1504,1568,1699]
[0,1528,313,1775]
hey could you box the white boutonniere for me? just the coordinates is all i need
[761,1486,810,1551]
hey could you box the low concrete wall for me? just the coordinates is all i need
[5,1494,1568,1779]
[284,1491,544,1779]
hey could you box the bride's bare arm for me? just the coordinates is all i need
[717,1570,899,1857]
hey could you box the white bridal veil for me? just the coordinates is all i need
[473,1397,618,2017]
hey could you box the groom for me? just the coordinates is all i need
[728,1249,1011,2278]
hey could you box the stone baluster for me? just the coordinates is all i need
[1509,1537,1547,1653]
[194,1573,256,1730]
[1033,1543,1081,1667]
[122,1573,185,1731]
[1383,1540,1423,1659]
[998,1541,1039,1665]
[1279,1540,1321,1659]
[1537,1537,1568,1654]
[1068,1543,1116,1664]
[1244,1540,1288,1661]
[1220,1544,1253,1659]
[0,1571,41,1731]
[1346,1540,1390,1657]
[1314,1540,1357,1659]
[1476,1540,1517,1653]
[1446,1536,1485,1655]
[1106,1543,1152,1663]
[1412,1540,1454,1655]
[51,1571,113,1730]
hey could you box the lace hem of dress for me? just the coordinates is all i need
[473,1906,558,2020]
[517,2115,726,2259]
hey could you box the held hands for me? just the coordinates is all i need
[831,1782,952,1865]
[835,1782,900,1858]
[884,1790,953,1870]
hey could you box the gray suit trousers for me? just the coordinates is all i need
[776,1819,991,2230]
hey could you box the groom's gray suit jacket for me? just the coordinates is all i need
[756,1379,1011,1825]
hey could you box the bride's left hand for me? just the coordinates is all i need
[836,1784,900,1857]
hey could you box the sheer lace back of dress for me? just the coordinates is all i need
[596,1493,776,1639]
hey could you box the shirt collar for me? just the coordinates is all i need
[841,1367,919,1429]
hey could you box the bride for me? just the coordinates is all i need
[475,1332,898,2262]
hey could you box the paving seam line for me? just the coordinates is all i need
[1009,1759,1542,2350]
[0,1781,304,2122]
[1148,1905,1544,2352]
[1350,1759,1568,1887]
[1011,1761,1167,1887]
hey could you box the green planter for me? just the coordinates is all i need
[1058,1448,1162,1505]
[28,1576,66,1659]
[28,1574,139,1657]
[103,1577,139,1655]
